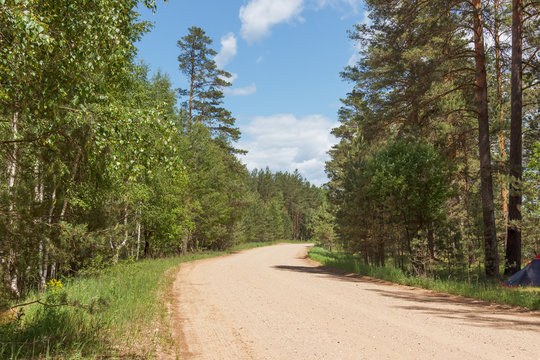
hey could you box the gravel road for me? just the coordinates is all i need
[171,243,539,360]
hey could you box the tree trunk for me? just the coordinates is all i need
[182,228,189,255]
[427,225,435,259]
[34,162,47,290]
[136,220,142,260]
[505,0,523,275]
[494,0,508,250]
[42,180,57,288]
[7,112,20,296]
[144,238,150,258]
[114,207,130,263]
[472,0,499,278]
[189,60,195,133]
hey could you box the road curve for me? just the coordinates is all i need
[171,243,539,360]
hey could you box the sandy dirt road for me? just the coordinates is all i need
[171,243,539,360]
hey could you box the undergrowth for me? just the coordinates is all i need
[308,247,540,311]
[0,241,282,359]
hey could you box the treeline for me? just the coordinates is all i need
[324,0,539,279]
[241,169,323,243]
[0,2,321,300]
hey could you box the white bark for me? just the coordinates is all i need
[8,112,18,210]
[60,148,82,219]
[136,219,141,260]
[113,207,130,263]
[40,177,57,288]
[35,161,46,289]
[7,112,19,296]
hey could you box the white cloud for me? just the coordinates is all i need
[224,83,257,96]
[239,0,363,43]
[256,56,264,64]
[237,114,338,185]
[314,0,361,14]
[214,33,237,69]
[239,0,304,43]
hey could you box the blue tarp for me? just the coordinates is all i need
[504,255,540,287]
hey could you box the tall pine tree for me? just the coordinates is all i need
[177,26,240,145]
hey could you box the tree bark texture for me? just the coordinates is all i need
[472,0,499,278]
[7,112,20,296]
[505,0,523,275]
[494,0,508,249]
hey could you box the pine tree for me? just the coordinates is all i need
[177,26,240,144]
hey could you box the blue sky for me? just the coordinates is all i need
[136,0,368,185]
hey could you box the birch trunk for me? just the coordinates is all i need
[114,207,130,263]
[34,162,46,289]
[7,112,19,296]
[41,177,57,288]
[136,210,141,260]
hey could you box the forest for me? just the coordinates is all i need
[0,2,323,301]
[323,0,539,280]
[1,0,539,303]
[1,1,538,358]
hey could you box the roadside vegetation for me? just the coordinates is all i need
[319,0,539,286]
[0,242,281,359]
[1,2,322,303]
[309,247,540,310]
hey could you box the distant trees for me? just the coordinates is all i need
[240,168,323,243]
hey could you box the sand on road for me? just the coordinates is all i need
[170,243,539,360]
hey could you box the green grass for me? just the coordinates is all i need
[308,246,540,310]
[0,241,282,359]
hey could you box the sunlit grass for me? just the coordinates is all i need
[308,247,540,310]
[0,241,282,359]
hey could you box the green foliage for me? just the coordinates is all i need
[368,140,452,240]
[522,141,540,257]
[1,4,324,304]
[327,0,539,279]
[311,195,335,249]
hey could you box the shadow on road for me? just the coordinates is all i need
[273,264,540,331]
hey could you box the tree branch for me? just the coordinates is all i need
[521,47,539,73]
[9,299,81,310]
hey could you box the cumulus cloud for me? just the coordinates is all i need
[214,33,237,69]
[237,114,338,185]
[239,0,304,43]
[224,83,257,96]
[239,0,363,43]
[314,0,361,14]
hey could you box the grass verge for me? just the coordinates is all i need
[308,246,540,311]
[0,241,282,359]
